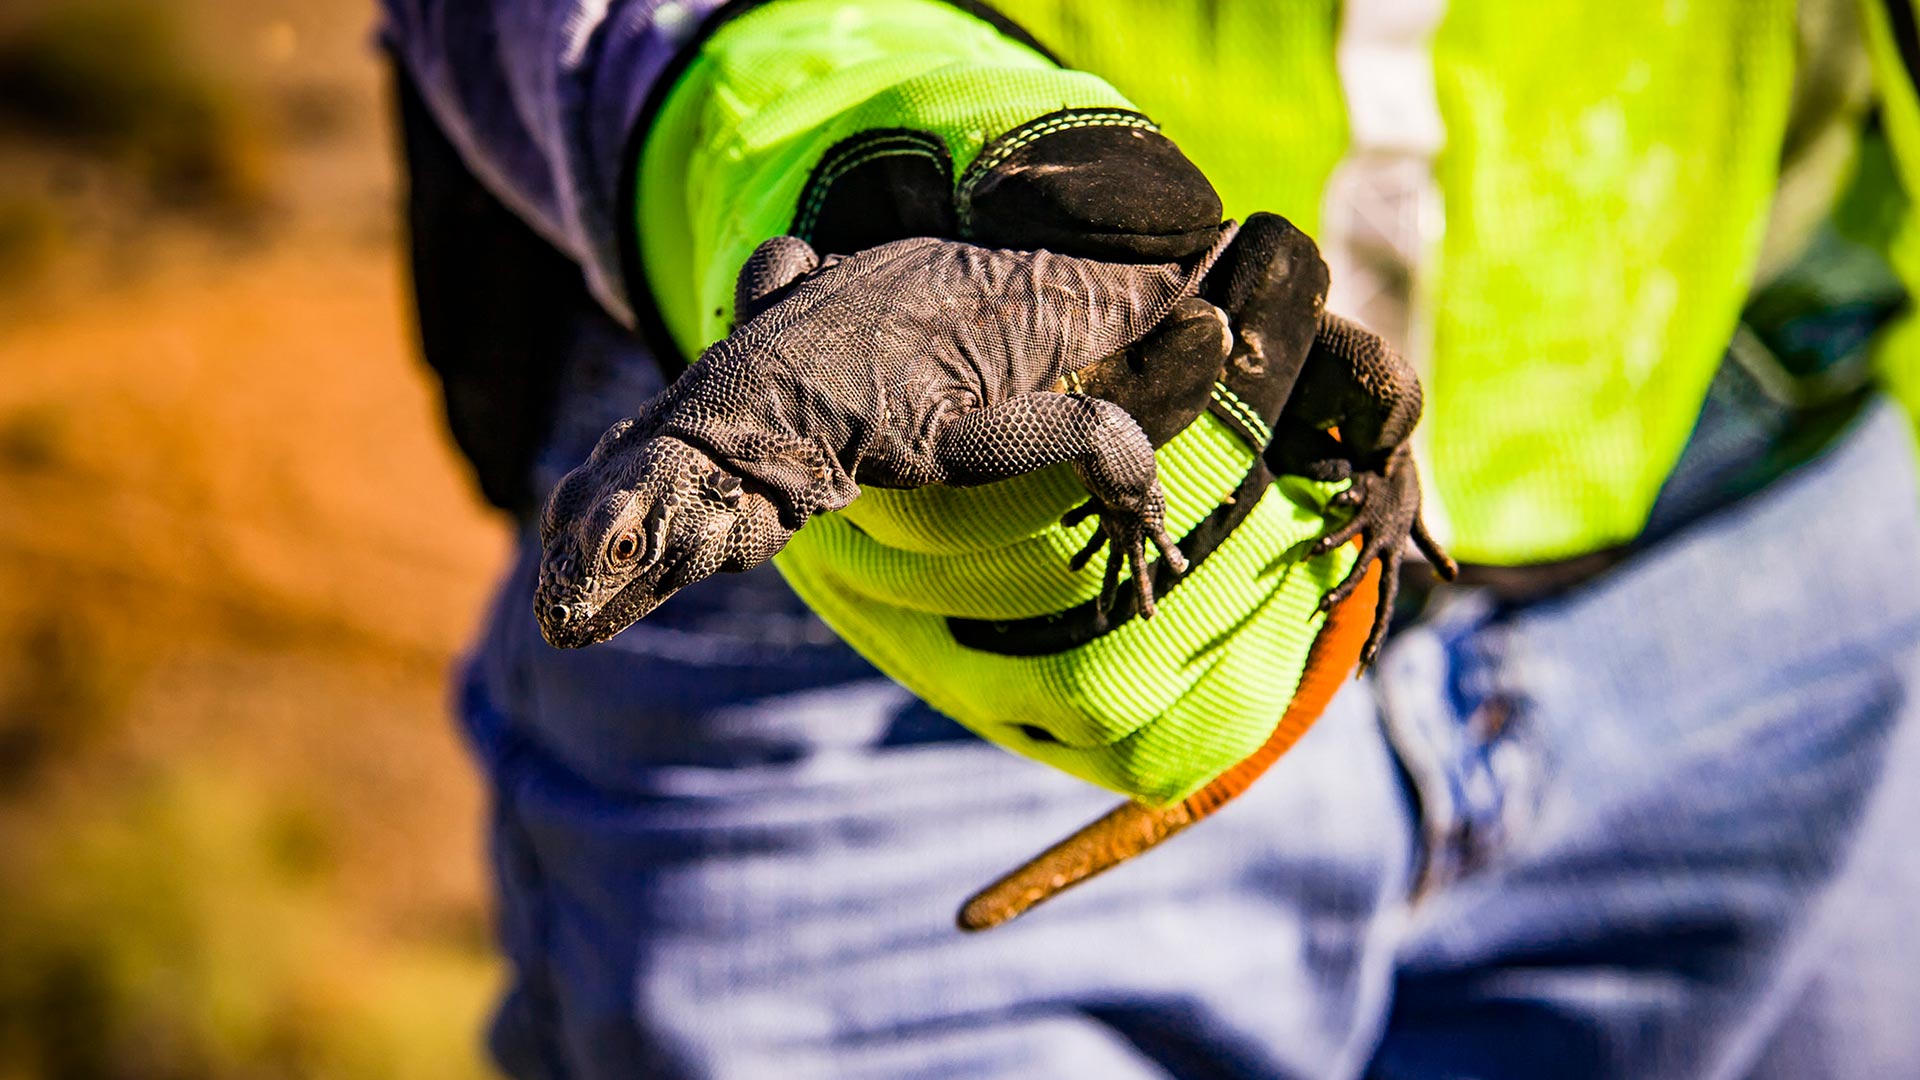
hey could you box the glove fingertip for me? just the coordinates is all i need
[966,123,1224,262]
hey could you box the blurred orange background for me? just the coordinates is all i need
[0,1,509,1075]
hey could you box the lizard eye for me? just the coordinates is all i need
[610,531,641,564]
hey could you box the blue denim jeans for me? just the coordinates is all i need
[460,399,1920,1079]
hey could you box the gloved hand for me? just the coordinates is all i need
[637,0,1230,353]
[628,0,1444,815]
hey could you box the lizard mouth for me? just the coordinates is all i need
[536,550,689,649]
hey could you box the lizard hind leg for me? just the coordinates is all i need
[930,392,1185,617]
[1277,313,1456,664]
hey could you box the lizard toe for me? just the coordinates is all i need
[1312,513,1367,558]
[1413,512,1458,580]
[1068,519,1108,572]
[1356,549,1404,667]
[1061,498,1100,530]
[1126,529,1157,618]
[1153,529,1189,576]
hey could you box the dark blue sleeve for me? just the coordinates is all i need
[381,0,724,325]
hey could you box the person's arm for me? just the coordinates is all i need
[381,0,731,328]
[627,0,1446,813]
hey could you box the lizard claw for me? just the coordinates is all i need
[1063,493,1187,621]
[1310,446,1452,666]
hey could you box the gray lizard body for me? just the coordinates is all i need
[534,231,1233,648]
[535,218,1452,657]
[661,235,1223,512]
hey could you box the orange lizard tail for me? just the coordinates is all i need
[957,558,1382,932]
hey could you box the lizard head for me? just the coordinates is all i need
[534,422,790,649]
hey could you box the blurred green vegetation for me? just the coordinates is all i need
[0,771,499,1080]
[0,602,499,1080]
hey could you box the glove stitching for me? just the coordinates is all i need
[966,111,1157,182]
[793,131,953,240]
[1208,384,1273,450]
[955,109,1158,236]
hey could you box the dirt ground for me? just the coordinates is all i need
[0,2,512,1076]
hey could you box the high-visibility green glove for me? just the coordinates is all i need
[632,0,1405,809]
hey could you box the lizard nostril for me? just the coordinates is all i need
[547,603,572,625]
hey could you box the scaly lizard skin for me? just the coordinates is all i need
[535,219,1454,656]
[534,228,1240,648]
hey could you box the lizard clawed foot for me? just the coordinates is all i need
[1063,494,1188,621]
[1308,445,1457,666]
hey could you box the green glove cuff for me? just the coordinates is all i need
[638,0,1141,352]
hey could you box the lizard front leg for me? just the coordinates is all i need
[1272,312,1457,663]
[930,392,1187,618]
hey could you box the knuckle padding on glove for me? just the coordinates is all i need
[962,113,1226,262]
[792,128,958,257]
[1204,212,1331,424]
[1064,297,1231,447]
